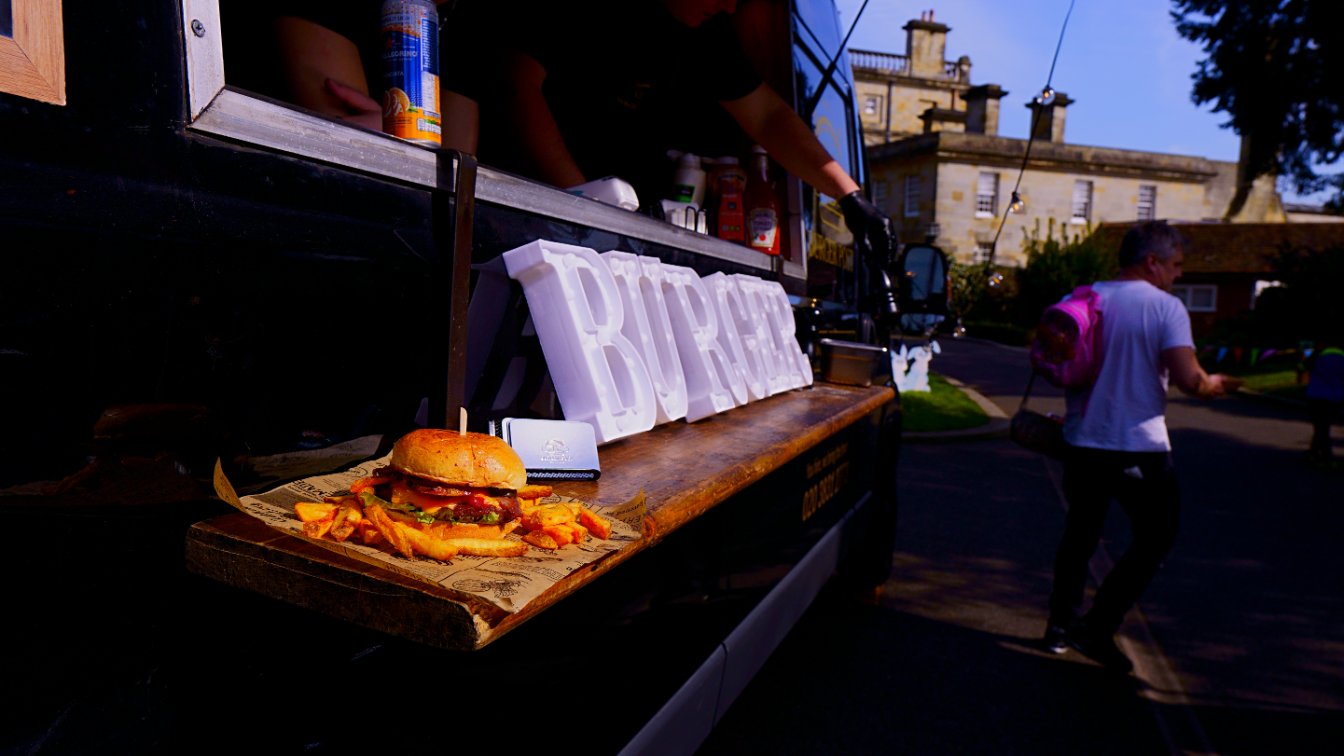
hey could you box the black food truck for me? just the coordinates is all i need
[1,1,947,752]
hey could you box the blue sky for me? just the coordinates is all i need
[834,0,1323,204]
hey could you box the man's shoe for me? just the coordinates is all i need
[1067,629,1134,674]
[1043,623,1070,654]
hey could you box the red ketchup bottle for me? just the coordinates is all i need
[745,145,780,255]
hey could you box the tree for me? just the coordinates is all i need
[1013,224,1116,328]
[1272,245,1344,342]
[1172,0,1344,209]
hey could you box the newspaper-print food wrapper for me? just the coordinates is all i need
[212,455,645,614]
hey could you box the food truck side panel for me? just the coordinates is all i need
[0,4,455,492]
[0,2,898,753]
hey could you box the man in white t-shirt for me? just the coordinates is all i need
[1043,221,1241,673]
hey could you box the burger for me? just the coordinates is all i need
[312,428,610,559]
[351,428,550,537]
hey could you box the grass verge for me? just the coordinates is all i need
[901,374,991,433]
[1205,362,1305,402]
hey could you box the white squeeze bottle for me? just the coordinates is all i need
[669,152,707,206]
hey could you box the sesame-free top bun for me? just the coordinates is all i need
[389,429,527,490]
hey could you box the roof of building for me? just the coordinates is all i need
[1095,222,1344,274]
[868,132,1227,183]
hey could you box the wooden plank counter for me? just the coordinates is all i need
[186,382,896,651]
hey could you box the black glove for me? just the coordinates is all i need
[839,190,896,262]
[839,190,899,324]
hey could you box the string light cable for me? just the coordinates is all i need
[984,0,1078,284]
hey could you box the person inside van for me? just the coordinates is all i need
[220,1,480,153]
[469,0,892,253]
[221,1,892,261]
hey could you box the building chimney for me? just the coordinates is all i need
[1025,92,1074,143]
[920,106,967,134]
[963,84,1006,136]
[904,14,950,79]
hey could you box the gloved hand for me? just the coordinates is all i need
[839,190,900,324]
[839,190,896,262]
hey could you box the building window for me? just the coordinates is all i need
[874,180,888,203]
[904,176,922,218]
[975,172,998,217]
[1137,184,1157,220]
[863,95,881,116]
[973,241,994,263]
[1173,284,1217,313]
[1071,180,1093,222]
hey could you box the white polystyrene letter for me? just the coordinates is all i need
[732,275,793,396]
[661,263,745,421]
[703,272,767,403]
[760,280,815,388]
[502,240,656,443]
[601,250,688,424]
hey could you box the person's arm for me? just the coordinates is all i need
[273,16,381,131]
[722,83,897,319]
[720,83,860,199]
[1162,346,1243,398]
[441,90,480,155]
[497,51,587,189]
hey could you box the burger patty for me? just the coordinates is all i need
[382,474,521,524]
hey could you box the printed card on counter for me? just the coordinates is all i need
[496,417,601,481]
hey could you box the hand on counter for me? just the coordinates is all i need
[323,77,382,132]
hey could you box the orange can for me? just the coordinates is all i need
[380,0,442,146]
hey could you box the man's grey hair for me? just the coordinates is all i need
[1118,220,1189,268]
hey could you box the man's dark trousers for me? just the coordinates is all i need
[1048,447,1181,634]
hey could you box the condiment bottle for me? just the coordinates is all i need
[669,152,706,206]
[745,145,780,255]
[713,156,746,244]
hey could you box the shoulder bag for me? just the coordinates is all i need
[1009,372,1067,458]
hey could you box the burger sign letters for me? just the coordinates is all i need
[503,240,814,444]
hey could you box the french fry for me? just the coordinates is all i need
[295,501,337,523]
[567,521,589,544]
[365,504,415,559]
[517,484,553,499]
[358,520,383,546]
[540,524,575,547]
[442,537,528,557]
[328,505,350,540]
[329,503,362,542]
[302,514,336,540]
[522,530,559,550]
[397,525,460,561]
[578,507,612,540]
[522,503,578,530]
[426,521,504,540]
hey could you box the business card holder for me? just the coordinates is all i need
[490,418,602,481]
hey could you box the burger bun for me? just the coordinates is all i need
[390,429,527,490]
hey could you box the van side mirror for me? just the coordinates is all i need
[896,243,951,335]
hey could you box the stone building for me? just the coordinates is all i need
[852,12,1300,267]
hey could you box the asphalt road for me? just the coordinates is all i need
[701,337,1343,755]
